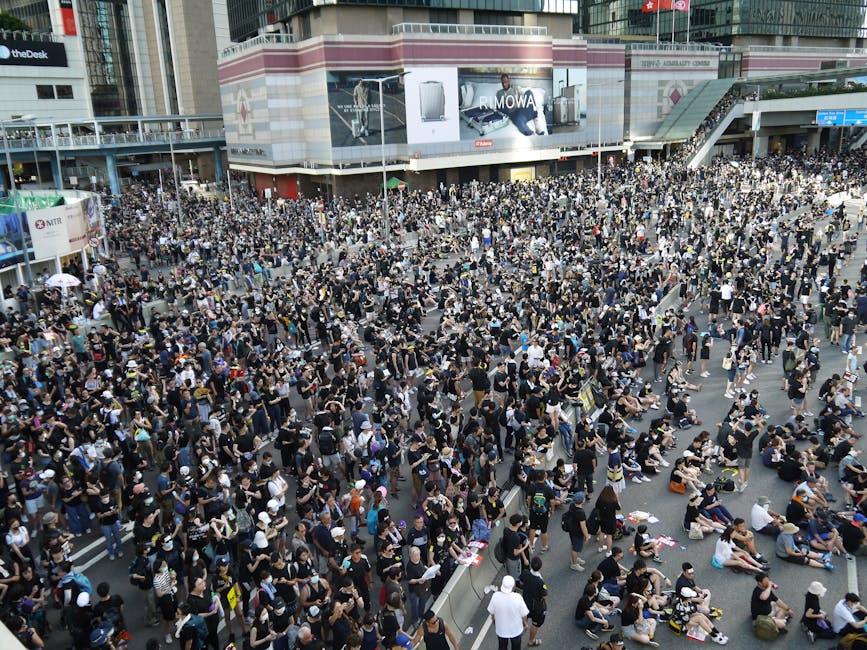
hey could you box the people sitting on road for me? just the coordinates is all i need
[775,522,834,570]
[673,587,728,645]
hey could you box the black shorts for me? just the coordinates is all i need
[530,608,546,627]
[781,553,810,565]
[528,512,549,533]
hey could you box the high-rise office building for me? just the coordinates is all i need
[1,0,231,117]
[225,0,867,46]
[226,0,580,41]
[575,0,867,47]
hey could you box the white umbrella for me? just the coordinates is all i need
[45,273,82,288]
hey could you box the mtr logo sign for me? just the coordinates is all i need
[34,217,63,230]
[0,40,67,67]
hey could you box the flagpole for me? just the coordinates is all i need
[686,4,691,43]
[671,7,675,42]
[656,7,660,43]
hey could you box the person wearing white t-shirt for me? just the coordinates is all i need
[488,575,528,650]
[750,496,783,537]
[832,593,867,635]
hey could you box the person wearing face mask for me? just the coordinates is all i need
[249,603,277,649]
[94,489,124,561]
[428,529,458,598]
[270,596,292,650]
[750,497,785,539]
[156,535,186,596]
[153,557,178,644]
[299,571,332,615]
[185,547,208,585]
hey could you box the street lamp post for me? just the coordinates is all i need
[1,115,36,288]
[168,129,183,226]
[592,80,624,190]
[360,72,409,245]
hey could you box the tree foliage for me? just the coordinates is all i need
[0,12,33,34]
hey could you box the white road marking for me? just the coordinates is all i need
[469,615,493,650]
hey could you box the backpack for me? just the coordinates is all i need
[753,614,780,640]
[367,506,383,535]
[318,429,336,456]
[494,537,506,563]
[184,613,209,650]
[99,462,113,487]
[234,506,253,533]
[713,476,736,493]
[560,508,573,533]
[531,490,548,515]
[585,508,601,536]
[129,556,152,587]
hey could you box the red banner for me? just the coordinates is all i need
[59,0,77,35]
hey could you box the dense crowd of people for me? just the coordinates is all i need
[0,147,864,650]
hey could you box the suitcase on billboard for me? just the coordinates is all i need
[351,119,364,138]
[419,81,446,121]
[553,96,570,125]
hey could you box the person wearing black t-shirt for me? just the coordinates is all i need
[526,472,555,551]
[750,572,792,633]
[596,547,626,597]
[519,556,548,646]
[187,575,220,650]
[503,513,529,579]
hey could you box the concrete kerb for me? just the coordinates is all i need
[427,485,525,647]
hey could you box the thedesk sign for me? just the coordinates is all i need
[0,39,68,67]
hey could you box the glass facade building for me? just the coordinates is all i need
[576,0,867,45]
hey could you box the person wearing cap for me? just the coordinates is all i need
[673,587,728,645]
[564,491,590,571]
[775,522,833,570]
[800,581,836,642]
[487,575,529,650]
[750,496,784,537]
[674,562,713,614]
[93,489,124,561]
[596,632,626,650]
[841,513,867,556]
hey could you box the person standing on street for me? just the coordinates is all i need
[410,609,459,650]
[733,419,759,492]
[488,575,529,650]
[519,556,548,646]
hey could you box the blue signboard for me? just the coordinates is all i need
[816,110,846,125]
[843,109,867,126]
[816,109,867,126]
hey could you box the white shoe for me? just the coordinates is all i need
[165,634,173,644]
[660,459,670,467]
[570,562,585,571]
[700,372,710,378]
[650,404,660,410]
[642,475,652,482]
[632,476,644,484]
[598,546,607,553]
[743,379,750,385]
[712,633,728,645]
[724,392,734,399]
[576,557,586,565]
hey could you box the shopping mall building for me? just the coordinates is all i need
[216,0,867,198]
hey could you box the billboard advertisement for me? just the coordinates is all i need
[327,70,407,147]
[25,201,89,261]
[0,212,30,269]
[403,66,587,145]
[404,67,461,145]
[0,39,68,67]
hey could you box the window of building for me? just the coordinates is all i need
[429,8,457,24]
[55,85,74,99]
[474,11,523,26]
[36,85,55,99]
[627,9,653,27]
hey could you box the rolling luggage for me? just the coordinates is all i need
[419,81,446,121]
